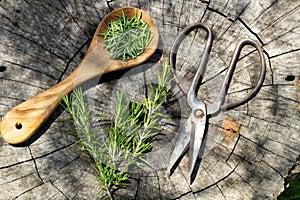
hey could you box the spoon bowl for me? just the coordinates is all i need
[0,7,159,144]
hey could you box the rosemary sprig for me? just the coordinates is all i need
[62,62,174,199]
[101,10,153,61]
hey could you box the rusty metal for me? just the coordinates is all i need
[168,22,266,183]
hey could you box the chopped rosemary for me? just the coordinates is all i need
[101,10,153,61]
[62,62,174,199]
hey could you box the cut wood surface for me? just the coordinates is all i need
[0,0,299,199]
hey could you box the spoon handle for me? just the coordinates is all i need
[0,69,78,144]
[0,44,113,144]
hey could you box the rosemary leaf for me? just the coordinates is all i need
[62,62,174,199]
[101,10,153,61]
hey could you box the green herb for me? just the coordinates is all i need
[62,62,174,199]
[101,10,153,61]
[277,172,300,200]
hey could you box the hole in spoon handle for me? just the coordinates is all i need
[15,122,23,130]
[0,72,76,144]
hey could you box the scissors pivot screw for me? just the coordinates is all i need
[194,109,205,119]
[168,22,266,183]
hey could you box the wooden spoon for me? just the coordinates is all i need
[0,7,159,144]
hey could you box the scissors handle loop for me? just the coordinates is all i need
[215,39,266,112]
[169,22,213,104]
[168,23,266,182]
[169,23,266,114]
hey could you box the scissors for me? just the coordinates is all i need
[168,22,266,182]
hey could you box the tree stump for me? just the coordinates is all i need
[0,0,299,199]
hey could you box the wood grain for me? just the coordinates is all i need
[0,0,299,199]
[0,6,159,144]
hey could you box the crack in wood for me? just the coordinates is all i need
[1,60,58,80]
[0,158,33,170]
[57,153,82,171]
[0,0,299,199]
[0,172,36,186]
[193,163,239,194]
[237,17,264,45]
[0,47,63,74]
[226,134,241,163]
[155,171,162,199]
[28,146,44,183]
[286,154,300,174]
[249,0,279,27]
[259,157,284,178]
[21,0,64,34]
[265,51,274,84]
[89,1,102,23]
[218,118,240,144]
[261,86,299,103]
[58,0,91,39]
[0,142,75,170]
[47,192,61,200]
[226,84,266,95]
[217,186,227,200]
[56,38,91,83]
[233,168,260,195]
[0,77,47,91]
[226,148,253,166]
[201,67,227,86]
[264,137,299,155]
[169,164,194,199]
[11,182,44,200]
[0,26,65,60]
[177,0,185,28]
[243,113,274,124]
[260,4,300,34]
[243,113,298,132]
[133,174,141,200]
[240,134,295,163]
[265,24,300,46]
[199,1,209,22]
[200,0,209,3]
[23,0,89,52]
[170,190,194,200]
[270,48,300,59]
[105,0,112,10]
[206,7,234,23]
[73,2,94,27]
[49,180,70,200]
[0,5,32,29]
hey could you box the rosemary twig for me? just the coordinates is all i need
[101,10,153,61]
[62,62,174,199]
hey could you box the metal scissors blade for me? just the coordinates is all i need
[188,104,207,176]
[168,22,266,183]
[168,114,191,175]
[168,22,213,180]
[168,103,207,180]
